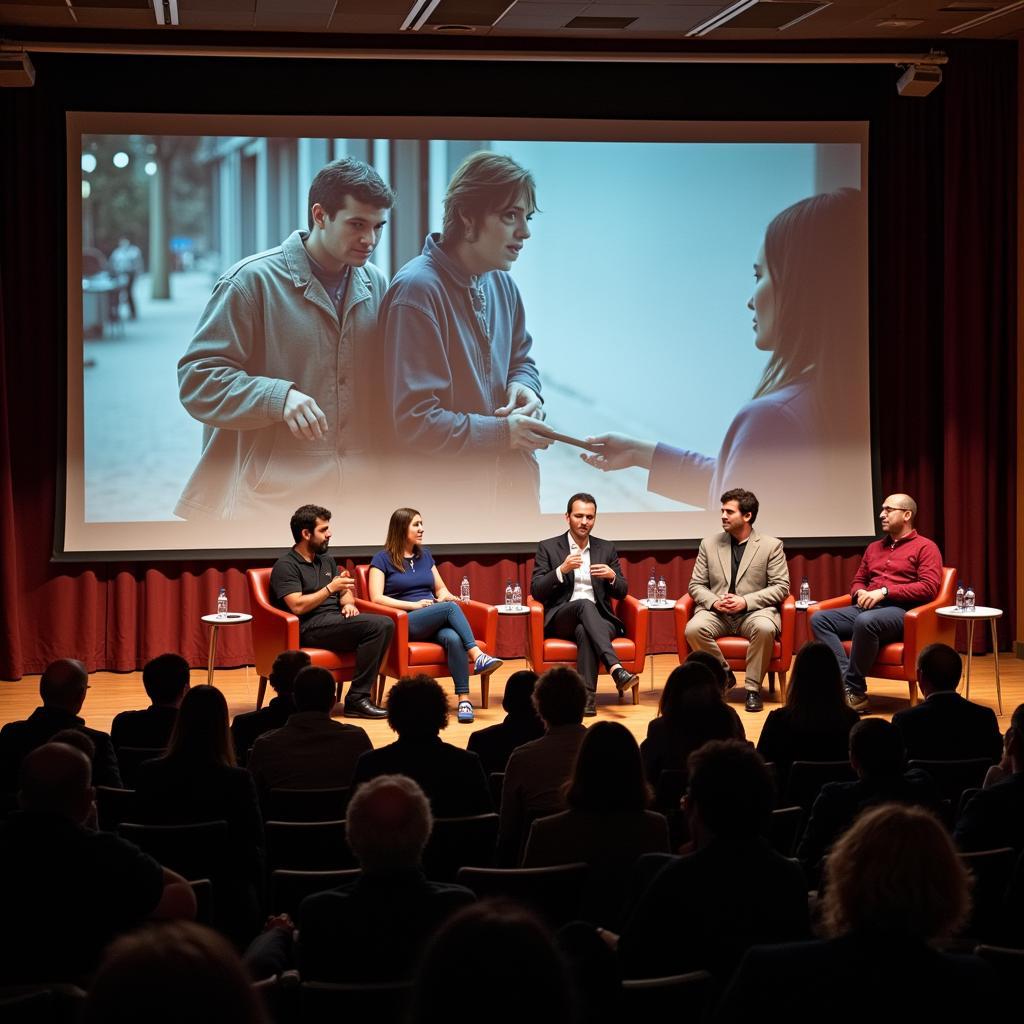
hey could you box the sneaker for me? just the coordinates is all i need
[473,653,503,675]
[611,666,639,695]
[845,687,870,713]
[457,699,475,724]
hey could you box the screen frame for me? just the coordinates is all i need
[58,111,877,562]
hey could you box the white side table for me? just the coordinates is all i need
[201,612,253,686]
[935,606,1003,714]
[496,604,530,667]
[640,598,675,692]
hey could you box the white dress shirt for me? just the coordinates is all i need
[555,531,595,604]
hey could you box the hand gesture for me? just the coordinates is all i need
[590,562,616,581]
[283,388,328,441]
[508,412,554,451]
[856,588,885,609]
[495,382,544,419]
[413,598,436,609]
[561,552,583,575]
[579,433,655,472]
[341,603,360,618]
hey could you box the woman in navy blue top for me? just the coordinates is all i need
[369,507,502,723]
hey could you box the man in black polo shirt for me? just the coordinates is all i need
[270,504,392,719]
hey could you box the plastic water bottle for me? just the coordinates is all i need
[964,584,976,613]
[505,580,514,610]
[799,577,810,605]
[460,576,471,602]
[647,570,656,603]
[955,581,965,612]
[216,587,228,617]
[512,581,522,609]
[657,576,667,604]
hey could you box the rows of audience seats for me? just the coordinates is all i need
[0,639,1022,1023]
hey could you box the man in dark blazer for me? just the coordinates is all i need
[892,642,1002,763]
[531,492,637,716]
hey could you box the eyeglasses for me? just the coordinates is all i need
[880,506,911,513]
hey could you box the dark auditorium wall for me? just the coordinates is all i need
[0,43,1016,678]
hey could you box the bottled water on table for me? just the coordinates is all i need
[216,587,228,617]
[647,571,657,603]
[955,581,965,612]
[799,577,810,605]
[460,576,471,602]
[656,576,667,604]
[505,580,514,610]
[512,581,522,609]
[964,584,976,613]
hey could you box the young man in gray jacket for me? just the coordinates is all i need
[176,157,395,520]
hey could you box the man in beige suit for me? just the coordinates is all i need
[686,488,790,712]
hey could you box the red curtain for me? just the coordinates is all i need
[0,47,1016,679]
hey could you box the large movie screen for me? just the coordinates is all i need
[65,115,872,555]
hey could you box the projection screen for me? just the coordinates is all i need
[64,114,872,556]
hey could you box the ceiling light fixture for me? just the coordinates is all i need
[941,0,1024,32]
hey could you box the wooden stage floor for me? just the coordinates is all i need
[2,654,1021,749]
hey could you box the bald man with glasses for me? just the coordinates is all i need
[811,494,942,713]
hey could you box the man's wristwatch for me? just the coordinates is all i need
[880,586,888,598]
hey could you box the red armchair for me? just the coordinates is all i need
[353,565,499,707]
[806,566,958,707]
[246,567,380,710]
[674,594,797,701]
[525,596,648,704]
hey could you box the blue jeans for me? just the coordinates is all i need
[406,602,477,694]
[811,601,907,694]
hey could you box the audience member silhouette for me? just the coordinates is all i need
[756,641,859,787]
[684,650,746,738]
[295,774,476,981]
[797,718,941,885]
[498,667,589,864]
[892,642,1002,763]
[111,653,190,751]
[467,669,544,776]
[248,664,371,794]
[84,921,267,1024]
[0,742,195,985]
[0,658,121,790]
[640,662,743,784]
[135,685,264,939]
[409,900,577,1024]
[616,740,808,984]
[351,674,491,817]
[955,702,1024,853]
[714,804,997,1021]
[523,721,669,928]
[231,650,310,765]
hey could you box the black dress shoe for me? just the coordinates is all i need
[343,696,387,719]
[611,667,639,694]
[744,690,764,713]
[584,695,597,718]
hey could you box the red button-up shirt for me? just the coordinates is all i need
[849,530,943,606]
